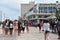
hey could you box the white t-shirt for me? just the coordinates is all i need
[22,23,25,27]
[43,23,50,32]
[5,23,9,28]
[10,24,13,28]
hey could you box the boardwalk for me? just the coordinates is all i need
[0,27,58,40]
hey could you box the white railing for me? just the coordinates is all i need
[26,11,55,17]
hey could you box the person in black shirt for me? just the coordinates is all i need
[18,20,22,36]
[25,20,29,33]
[57,19,60,40]
[9,21,13,35]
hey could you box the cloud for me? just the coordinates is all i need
[0,4,20,21]
[0,0,21,20]
[20,0,34,3]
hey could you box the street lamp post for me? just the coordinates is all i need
[0,11,2,22]
[4,13,5,20]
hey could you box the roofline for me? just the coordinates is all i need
[21,2,60,5]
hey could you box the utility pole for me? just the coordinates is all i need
[4,13,5,20]
[0,11,2,22]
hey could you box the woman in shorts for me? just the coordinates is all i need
[9,21,13,35]
[43,20,50,40]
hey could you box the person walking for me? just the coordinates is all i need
[18,20,22,36]
[25,20,29,33]
[2,21,6,34]
[9,21,13,35]
[57,19,60,40]
[13,20,18,33]
[0,22,4,34]
[21,21,25,33]
[5,19,10,35]
[51,21,55,33]
[38,22,41,32]
[38,21,43,32]
[54,20,58,33]
[43,20,50,40]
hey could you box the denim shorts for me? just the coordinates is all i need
[45,30,50,33]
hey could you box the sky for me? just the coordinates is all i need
[0,0,60,21]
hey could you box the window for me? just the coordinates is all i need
[52,7,56,10]
[52,7,56,13]
[48,7,52,10]
[44,7,47,10]
[39,7,44,10]
[39,7,47,13]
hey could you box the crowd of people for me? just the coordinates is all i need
[0,19,29,36]
[0,19,60,40]
[37,19,60,40]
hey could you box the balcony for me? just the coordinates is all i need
[25,10,55,17]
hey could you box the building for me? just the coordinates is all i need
[21,1,60,25]
[21,2,35,19]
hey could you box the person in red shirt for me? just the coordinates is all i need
[38,21,43,32]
